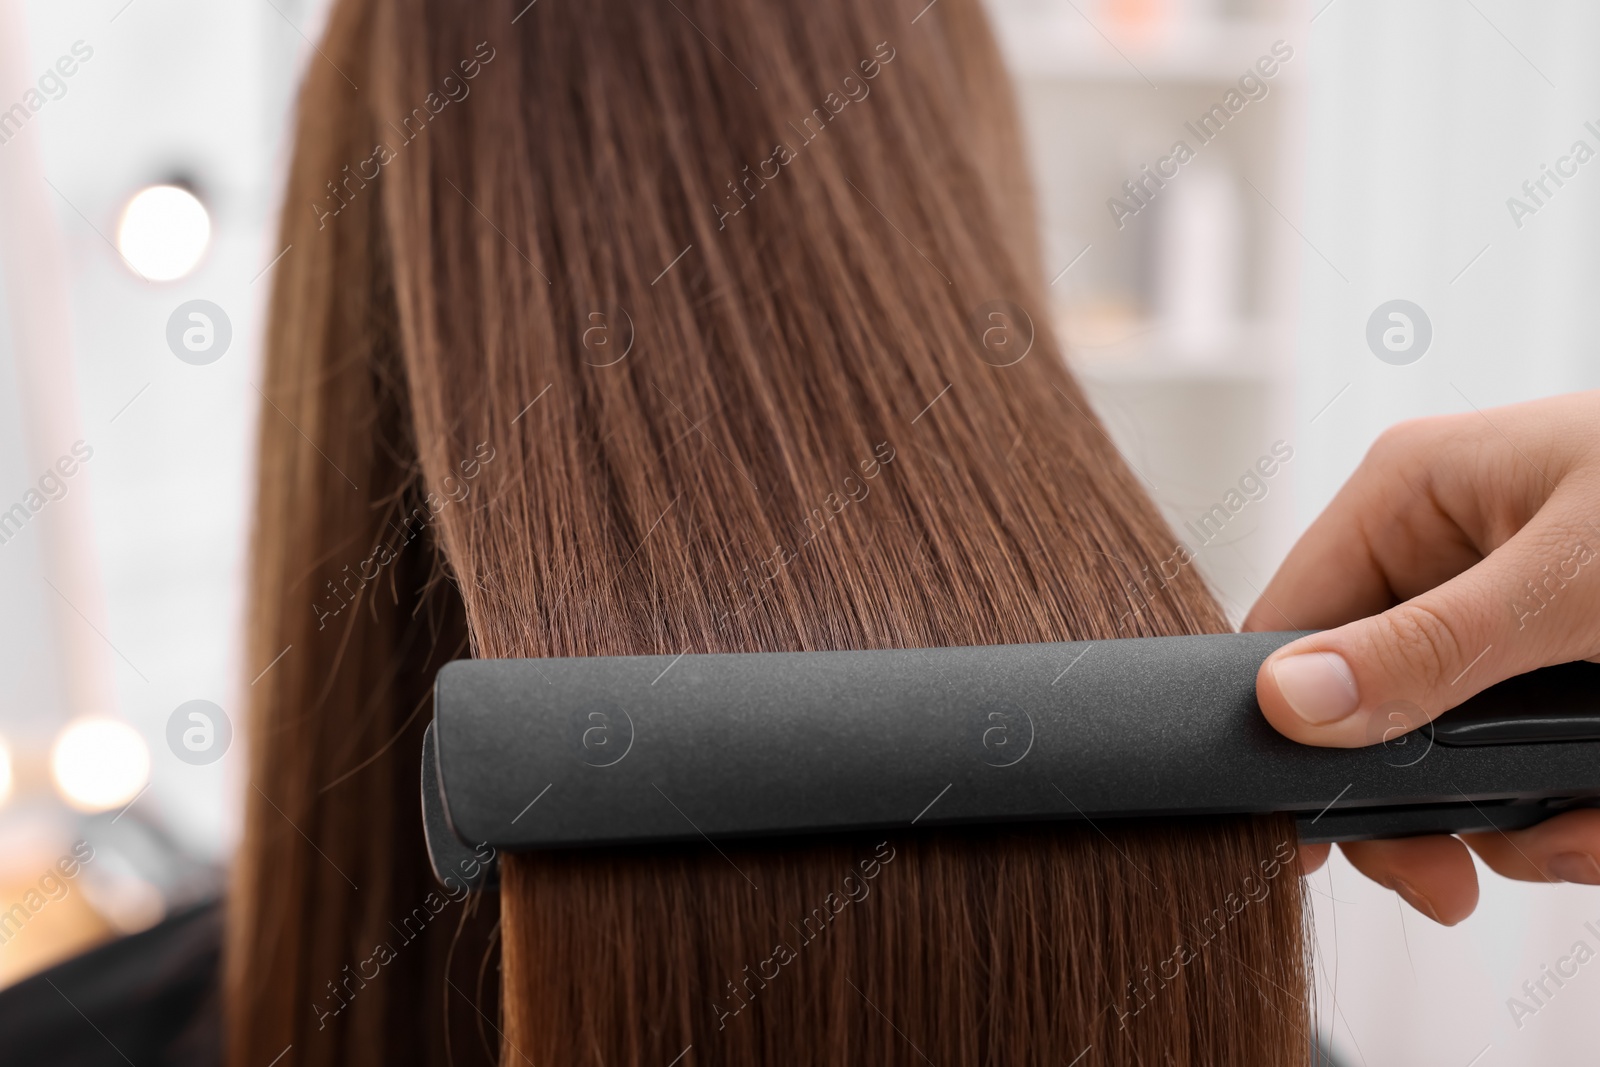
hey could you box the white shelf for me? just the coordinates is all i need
[989,10,1301,85]
[1064,320,1284,383]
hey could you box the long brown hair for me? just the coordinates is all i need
[231,0,1312,1064]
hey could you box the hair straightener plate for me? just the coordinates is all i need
[421,631,1600,890]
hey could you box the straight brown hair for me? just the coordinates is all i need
[230,0,1313,1064]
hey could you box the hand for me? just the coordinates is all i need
[1243,391,1600,924]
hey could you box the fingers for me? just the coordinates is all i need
[1240,417,1500,635]
[1297,841,1331,876]
[1462,808,1600,884]
[1255,484,1600,748]
[1340,835,1480,925]
[1319,814,1600,926]
[1251,398,1600,921]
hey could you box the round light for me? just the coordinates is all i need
[115,184,211,281]
[50,718,150,813]
[0,737,12,807]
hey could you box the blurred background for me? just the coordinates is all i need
[0,0,1597,1063]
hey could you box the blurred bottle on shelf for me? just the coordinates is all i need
[1154,162,1242,363]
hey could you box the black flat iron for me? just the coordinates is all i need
[420,631,1600,890]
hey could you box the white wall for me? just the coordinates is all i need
[1301,2,1600,1064]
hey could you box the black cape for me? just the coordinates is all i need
[0,900,221,1067]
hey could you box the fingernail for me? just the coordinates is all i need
[1271,652,1360,725]
[1390,878,1444,924]
[1547,852,1600,885]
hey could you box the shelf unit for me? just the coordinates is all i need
[988,0,1306,619]
[992,12,1306,85]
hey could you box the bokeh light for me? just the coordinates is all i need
[50,718,150,813]
[115,184,211,281]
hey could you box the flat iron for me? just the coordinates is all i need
[421,631,1600,890]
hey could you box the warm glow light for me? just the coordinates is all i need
[115,184,211,281]
[0,737,12,808]
[50,718,150,813]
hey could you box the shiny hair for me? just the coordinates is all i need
[230,0,1312,1063]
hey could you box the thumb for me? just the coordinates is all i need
[1256,516,1600,748]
